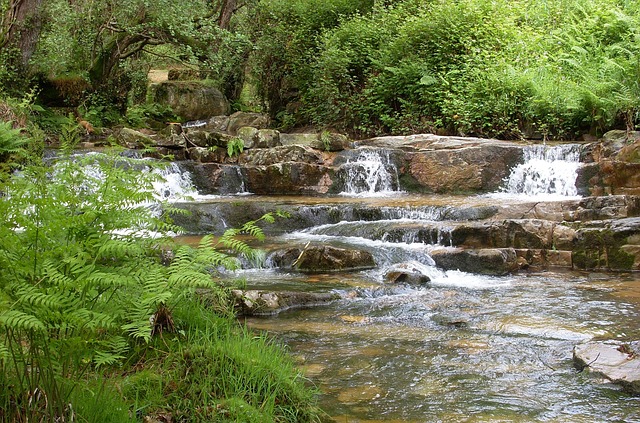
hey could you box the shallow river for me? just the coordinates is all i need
[183,193,640,423]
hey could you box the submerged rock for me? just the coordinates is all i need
[232,290,341,315]
[384,262,432,285]
[574,341,640,394]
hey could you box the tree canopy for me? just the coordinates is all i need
[2,0,640,139]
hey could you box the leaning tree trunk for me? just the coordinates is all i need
[1,0,45,68]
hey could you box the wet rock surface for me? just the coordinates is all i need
[430,248,520,275]
[268,245,376,273]
[574,341,640,394]
[232,290,341,315]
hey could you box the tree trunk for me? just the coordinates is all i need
[218,0,236,30]
[2,0,45,68]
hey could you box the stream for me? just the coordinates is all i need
[167,144,640,422]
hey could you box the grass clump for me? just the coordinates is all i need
[120,298,320,422]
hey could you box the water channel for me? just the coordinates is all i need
[165,145,640,422]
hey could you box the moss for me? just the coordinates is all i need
[607,246,636,270]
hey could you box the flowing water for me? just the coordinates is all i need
[165,146,640,422]
[490,144,583,200]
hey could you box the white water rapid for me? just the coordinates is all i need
[339,148,402,196]
[492,143,583,200]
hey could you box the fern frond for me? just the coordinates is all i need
[0,341,9,363]
[92,336,128,367]
[0,310,46,332]
[240,220,266,242]
[14,285,77,310]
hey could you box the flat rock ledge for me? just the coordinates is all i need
[573,341,640,394]
[232,290,341,315]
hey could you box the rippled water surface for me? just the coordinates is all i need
[242,270,640,422]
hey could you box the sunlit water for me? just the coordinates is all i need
[241,269,640,422]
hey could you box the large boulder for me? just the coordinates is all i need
[226,112,270,135]
[574,341,640,394]
[240,145,323,166]
[149,81,229,121]
[268,245,376,273]
[115,128,153,149]
[580,131,640,196]
[408,144,523,193]
[450,219,575,251]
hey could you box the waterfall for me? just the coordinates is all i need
[497,144,582,199]
[152,162,199,201]
[339,148,402,196]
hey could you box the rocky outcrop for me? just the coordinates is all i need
[244,163,334,195]
[574,341,640,394]
[268,245,376,273]
[240,145,322,166]
[572,217,640,271]
[226,112,270,135]
[115,128,154,149]
[581,131,640,196]
[149,81,229,120]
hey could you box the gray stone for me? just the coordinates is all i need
[384,262,431,285]
[574,341,640,394]
[312,132,350,151]
[227,112,270,135]
[206,115,230,132]
[269,245,376,273]
[430,247,519,275]
[240,145,323,166]
[572,217,640,271]
[255,129,281,148]
[232,290,341,315]
[236,127,259,149]
[280,133,319,147]
[115,127,154,149]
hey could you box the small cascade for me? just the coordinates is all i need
[339,148,402,196]
[152,162,199,201]
[182,119,208,129]
[497,144,582,199]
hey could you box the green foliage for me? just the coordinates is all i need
[0,120,27,164]
[120,297,321,423]
[125,103,178,128]
[250,0,375,125]
[0,136,281,420]
[258,0,640,139]
[227,137,244,157]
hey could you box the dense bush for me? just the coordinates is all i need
[256,0,640,139]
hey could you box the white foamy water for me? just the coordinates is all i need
[339,148,403,197]
[152,162,198,201]
[490,144,583,200]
